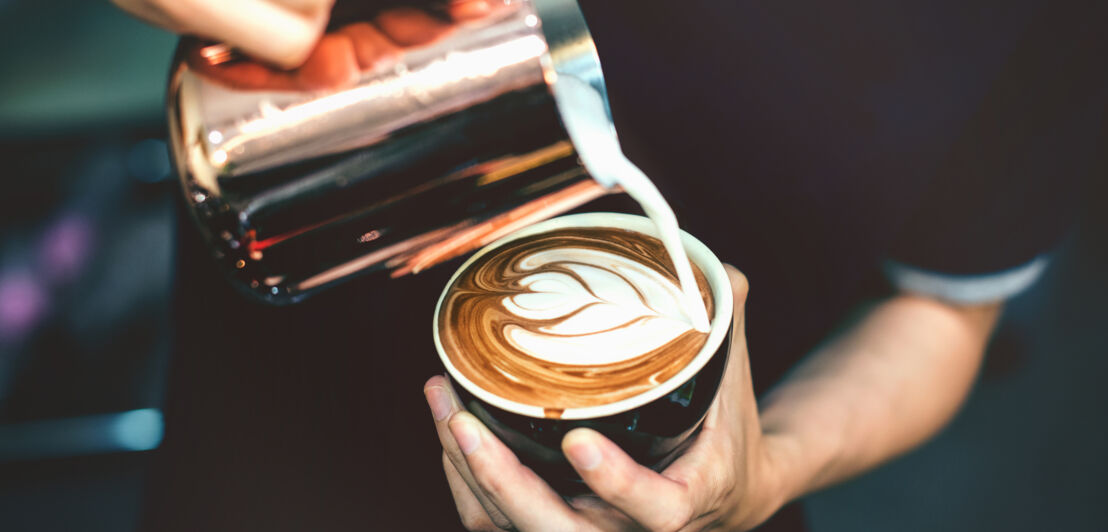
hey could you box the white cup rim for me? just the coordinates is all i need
[432,213,733,420]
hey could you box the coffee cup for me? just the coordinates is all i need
[433,213,734,494]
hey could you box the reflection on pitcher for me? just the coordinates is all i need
[168,0,614,303]
[188,1,514,92]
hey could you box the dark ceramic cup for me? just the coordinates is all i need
[433,213,734,494]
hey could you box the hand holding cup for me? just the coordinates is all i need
[426,263,791,531]
[425,214,791,530]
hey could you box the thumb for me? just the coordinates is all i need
[716,264,754,406]
[176,0,329,69]
[723,264,749,330]
[564,428,698,531]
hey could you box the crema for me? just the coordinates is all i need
[437,227,713,410]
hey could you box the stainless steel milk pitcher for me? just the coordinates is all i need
[168,0,614,303]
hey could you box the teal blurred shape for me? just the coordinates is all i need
[0,0,177,136]
[0,408,165,461]
[111,408,165,452]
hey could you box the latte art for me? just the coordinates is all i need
[438,227,714,410]
[503,248,698,366]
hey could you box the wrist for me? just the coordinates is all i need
[760,431,810,506]
[759,392,847,503]
[727,432,806,531]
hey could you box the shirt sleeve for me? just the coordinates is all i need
[884,1,1107,303]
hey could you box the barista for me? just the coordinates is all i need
[115,1,1102,531]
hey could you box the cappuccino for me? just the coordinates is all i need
[437,226,713,413]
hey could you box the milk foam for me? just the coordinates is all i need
[551,75,711,332]
[500,247,693,366]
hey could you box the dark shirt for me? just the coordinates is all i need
[141,2,1104,531]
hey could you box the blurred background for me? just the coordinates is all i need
[0,1,1104,530]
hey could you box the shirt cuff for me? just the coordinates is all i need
[882,255,1050,304]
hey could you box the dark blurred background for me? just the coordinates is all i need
[0,1,1104,531]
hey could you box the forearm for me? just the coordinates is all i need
[758,294,1002,502]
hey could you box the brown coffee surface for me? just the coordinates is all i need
[438,227,713,410]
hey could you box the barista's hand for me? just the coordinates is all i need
[424,266,794,531]
[112,0,335,68]
[113,0,500,69]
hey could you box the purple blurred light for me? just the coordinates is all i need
[39,214,94,283]
[0,272,49,342]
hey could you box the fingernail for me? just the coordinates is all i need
[565,435,602,472]
[450,417,482,456]
[425,386,453,422]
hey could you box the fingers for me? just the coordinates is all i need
[448,411,581,531]
[118,0,483,71]
[563,428,700,531]
[722,263,749,387]
[338,22,400,72]
[374,7,453,46]
[447,0,495,21]
[112,0,185,32]
[189,21,393,92]
[444,453,502,531]
[268,0,333,15]
[425,377,513,529]
[295,33,360,90]
[691,263,762,464]
[157,0,329,68]
[724,264,749,325]
[566,496,642,529]
[188,55,295,91]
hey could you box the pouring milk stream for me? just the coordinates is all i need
[552,75,712,333]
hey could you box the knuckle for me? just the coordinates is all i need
[681,463,729,511]
[656,498,695,532]
[709,472,733,507]
[682,468,714,503]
